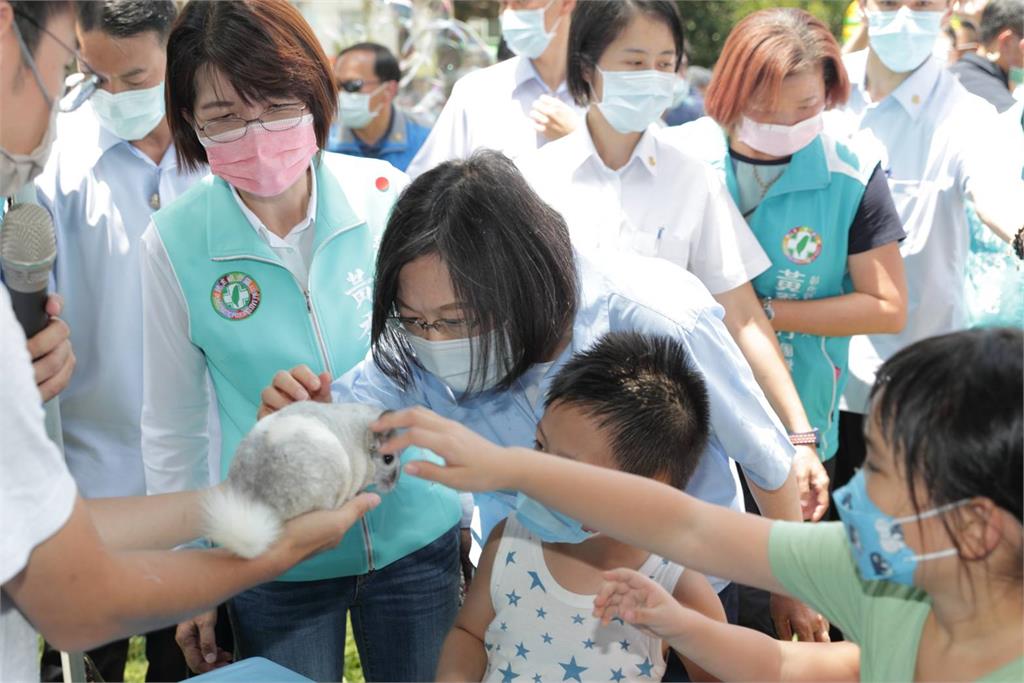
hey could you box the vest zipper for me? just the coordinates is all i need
[819,337,839,456]
[304,289,334,378]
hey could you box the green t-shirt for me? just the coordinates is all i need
[769,521,1023,682]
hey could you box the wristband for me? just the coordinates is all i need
[788,429,820,447]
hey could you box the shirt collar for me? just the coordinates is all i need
[567,120,661,177]
[848,50,942,121]
[231,161,318,243]
[512,55,569,97]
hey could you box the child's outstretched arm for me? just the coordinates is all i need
[435,521,503,682]
[375,408,786,598]
[596,569,859,683]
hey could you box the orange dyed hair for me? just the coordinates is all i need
[704,8,850,129]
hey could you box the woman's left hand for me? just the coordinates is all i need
[793,445,830,521]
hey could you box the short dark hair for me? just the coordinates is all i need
[338,42,401,84]
[567,0,685,106]
[77,0,177,40]
[10,0,73,57]
[545,332,710,490]
[979,0,1024,45]
[371,150,578,394]
[165,0,337,173]
[870,327,1023,524]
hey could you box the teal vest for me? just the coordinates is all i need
[677,119,875,460]
[153,153,459,580]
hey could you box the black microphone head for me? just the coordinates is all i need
[0,203,56,293]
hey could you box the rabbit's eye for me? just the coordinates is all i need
[383,454,395,465]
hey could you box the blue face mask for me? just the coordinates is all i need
[834,470,965,586]
[90,81,166,141]
[595,67,676,134]
[867,7,943,74]
[500,0,560,60]
[515,493,597,544]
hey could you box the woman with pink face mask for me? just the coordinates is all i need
[661,8,908,486]
[138,1,462,681]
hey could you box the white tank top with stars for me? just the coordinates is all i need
[483,515,684,683]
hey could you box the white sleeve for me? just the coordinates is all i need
[687,167,771,295]
[140,222,214,494]
[405,83,470,180]
[0,288,77,585]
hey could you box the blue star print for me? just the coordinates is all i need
[636,657,654,678]
[527,571,547,592]
[572,613,585,625]
[559,656,588,682]
[619,639,631,651]
[500,622,508,631]
[610,668,626,682]
[582,638,596,650]
[515,642,530,660]
[536,607,547,619]
[533,676,542,683]
[506,590,522,606]
[505,551,517,566]
[498,663,519,683]
[542,632,553,644]
[485,642,493,651]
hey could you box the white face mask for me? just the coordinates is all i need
[90,81,166,141]
[501,0,560,60]
[867,7,943,74]
[338,87,384,130]
[404,329,511,394]
[736,113,824,158]
[595,67,676,134]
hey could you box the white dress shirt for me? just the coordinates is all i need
[140,165,318,495]
[827,52,1004,413]
[519,122,771,295]
[33,107,206,498]
[405,55,585,178]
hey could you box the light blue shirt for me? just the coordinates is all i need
[334,253,794,588]
[34,106,205,498]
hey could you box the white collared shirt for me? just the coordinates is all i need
[518,122,770,295]
[405,55,584,178]
[33,106,207,498]
[229,165,318,287]
[827,52,1003,413]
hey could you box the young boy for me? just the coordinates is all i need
[435,331,725,682]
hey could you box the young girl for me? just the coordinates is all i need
[377,327,1023,682]
[437,332,725,682]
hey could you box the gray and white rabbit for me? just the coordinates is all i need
[203,401,400,558]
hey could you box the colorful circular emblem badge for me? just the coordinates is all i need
[211,272,261,320]
[781,226,823,265]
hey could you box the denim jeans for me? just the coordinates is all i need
[229,525,460,682]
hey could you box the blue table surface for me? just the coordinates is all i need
[185,657,314,682]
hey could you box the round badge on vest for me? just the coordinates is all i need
[211,272,262,320]
[781,225,823,265]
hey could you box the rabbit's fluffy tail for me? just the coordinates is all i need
[203,486,282,559]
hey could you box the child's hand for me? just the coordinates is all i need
[593,568,693,643]
[372,407,515,492]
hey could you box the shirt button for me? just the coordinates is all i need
[911,95,921,105]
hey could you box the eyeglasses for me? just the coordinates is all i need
[338,79,381,94]
[196,104,309,144]
[388,316,477,337]
[12,10,100,113]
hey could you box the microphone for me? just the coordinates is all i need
[1,202,56,339]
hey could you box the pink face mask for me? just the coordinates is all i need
[736,113,823,158]
[201,115,318,197]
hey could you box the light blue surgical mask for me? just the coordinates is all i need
[834,470,966,586]
[90,81,166,141]
[515,493,597,544]
[500,0,560,60]
[867,7,943,74]
[338,87,383,130]
[595,67,676,134]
